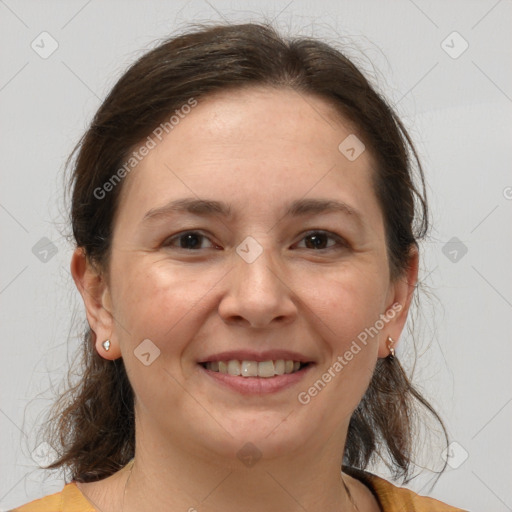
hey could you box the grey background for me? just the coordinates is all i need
[1,1,511,510]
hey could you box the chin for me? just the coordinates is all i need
[193,411,315,464]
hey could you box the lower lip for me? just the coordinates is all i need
[199,364,314,395]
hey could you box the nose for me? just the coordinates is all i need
[218,244,298,328]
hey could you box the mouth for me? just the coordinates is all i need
[197,351,314,395]
[199,359,311,378]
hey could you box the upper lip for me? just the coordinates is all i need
[198,350,315,364]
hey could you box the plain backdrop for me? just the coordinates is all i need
[1,1,511,510]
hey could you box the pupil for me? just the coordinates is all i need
[306,234,326,249]
[181,234,200,249]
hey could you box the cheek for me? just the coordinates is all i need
[299,265,386,407]
[109,257,221,416]
[306,263,388,342]
[297,308,381,433]
[110,256,220,353]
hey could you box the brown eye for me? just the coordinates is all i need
[296,231,346,250]
[164,231,215,250]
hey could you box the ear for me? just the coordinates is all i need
[377,245,419,358]
[70,247,121,360]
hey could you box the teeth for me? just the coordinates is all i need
[227,360,241,376]
[241,360,258,377]
[258,360,275,378]
[274,359,285,375]
[204,359,305,377]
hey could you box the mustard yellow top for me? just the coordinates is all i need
[10,470,467,512]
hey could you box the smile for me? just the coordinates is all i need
[201,360,308,378]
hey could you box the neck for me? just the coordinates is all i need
[121,422,356,512]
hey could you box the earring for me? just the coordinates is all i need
[386,336,395,360]
[102,339,111,352]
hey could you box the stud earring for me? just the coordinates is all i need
[102,339,111,352]
[386,336,395,360]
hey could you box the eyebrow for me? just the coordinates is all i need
[142,197,363,225]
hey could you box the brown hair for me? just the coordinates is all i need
[44,21,447,483]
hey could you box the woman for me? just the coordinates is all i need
[13,22,466,512]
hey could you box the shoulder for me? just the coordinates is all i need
[9,482,95,512]
[344,467,468,512]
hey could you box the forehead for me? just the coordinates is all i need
[116,86,380,227]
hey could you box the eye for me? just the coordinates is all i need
[295,230,347,250]
[162,230,346,251]
[163,231,218,250]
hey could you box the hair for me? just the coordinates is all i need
[44,21,447,483]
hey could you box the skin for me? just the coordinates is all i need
[72,86,418,512]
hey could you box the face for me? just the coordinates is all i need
[76,87,414,464]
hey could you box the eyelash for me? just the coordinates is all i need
[162,230,348,251]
